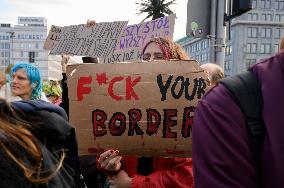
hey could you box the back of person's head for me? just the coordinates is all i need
[0,99,65,183]
[10,63,42,100]
[142,37,190,60]
[200,63,224,86]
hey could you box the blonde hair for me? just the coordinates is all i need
[0,100,64,183]
[142,37,190,60]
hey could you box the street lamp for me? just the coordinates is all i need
[6,31,15,66]
[5,31,15,99]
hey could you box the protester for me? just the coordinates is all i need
[43,80,62,105]
[200,63,224,87]
[10,63,50,101]
[97,37,194,188]
[0,98,76,188]
[9,63,86,187]
[192,47,284,187]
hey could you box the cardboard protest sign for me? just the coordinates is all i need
[67,60,208,157]
[49,21,128,57]
[44,25,62,50]
[101,14,175,63]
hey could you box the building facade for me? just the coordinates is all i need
[179,0,284,76]
[0,16,65,81]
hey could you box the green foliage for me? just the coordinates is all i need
[136,0,176,22]
[42,80,62,97]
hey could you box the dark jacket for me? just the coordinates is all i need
[0,100,80,187]
[192,51,284,187]
[12,100,80,172]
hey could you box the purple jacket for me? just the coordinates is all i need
[192,51,284,188]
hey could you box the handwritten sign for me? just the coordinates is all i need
[100,14,175,63]
[43,25,62,50]
[49,21,128,57]
[67,60,208,157]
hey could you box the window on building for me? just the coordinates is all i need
[252,0,257,8]
[261,28,272,38]
[224,60,232,71]
[260,44,271,54]
[261,0,271,9]
[245,59,256,69]
[35,43,39,49]
[248,13,258,21]
[20,51,24,57]
[280,1,284,10]
[35,52,39,57]
[262,13,272,21]
[248,27,258,38]
[275,28,281,38]
[247,43,257,53]
[275,44,279,53]
[5,43,9,49]
[29,35,32,39]
[275,14,280,21]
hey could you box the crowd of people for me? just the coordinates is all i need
[0,20,282,188]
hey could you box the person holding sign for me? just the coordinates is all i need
[97,37,194,188]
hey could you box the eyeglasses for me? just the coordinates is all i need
[142,52,164,61]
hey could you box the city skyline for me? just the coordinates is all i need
[0,0,188,40]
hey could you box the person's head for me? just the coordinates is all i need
[10,63,42,100]
[141,37,190,61]
[0,99,64,183]
[200,63,224,87]
[43,80,62,104]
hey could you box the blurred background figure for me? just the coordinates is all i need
[200,63,224,87]
[43,80,62,105]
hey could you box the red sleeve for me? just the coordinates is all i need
[131,158,194,188]
[192,84,258,188]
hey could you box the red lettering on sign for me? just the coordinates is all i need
[126,76,141,100]
[77,76,92,101]
[108,76,124,101]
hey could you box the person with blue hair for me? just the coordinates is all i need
[10,63,42,100]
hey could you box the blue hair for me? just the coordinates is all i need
[10,63,42,100]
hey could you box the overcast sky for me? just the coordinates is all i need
[0,0,188,40]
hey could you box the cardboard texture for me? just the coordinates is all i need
[43,25,62,50]
[49,21,128,57]
[101,14,176,63]
[67,60,208,157]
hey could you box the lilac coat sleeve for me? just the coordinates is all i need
[192,84,258,188]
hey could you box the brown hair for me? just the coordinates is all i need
[142,37,190,60]
[0,100,64,183]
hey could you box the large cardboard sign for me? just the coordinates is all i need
[49,21,128,57]
[67,60,208,157]
[43,25,62,50]
[101,14,175,63]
